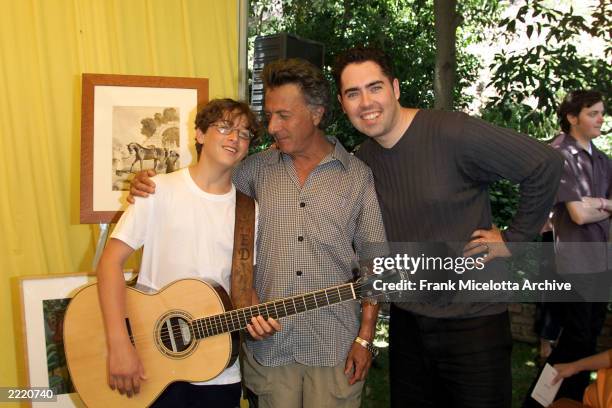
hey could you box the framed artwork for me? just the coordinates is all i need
[80,74,208,223]
[18,271,135,408]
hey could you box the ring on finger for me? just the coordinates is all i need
[482,243,490,257]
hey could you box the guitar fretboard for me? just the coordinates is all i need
[191,283,355,339]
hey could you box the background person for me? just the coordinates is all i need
[550,349,612,408]
[526,90,611,406]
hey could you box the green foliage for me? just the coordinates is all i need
[483,1,611,228]
[511,342,540,407]
[249,0,501,150]
[249,1,611,230]
[489,179,520,229]
[486,0,611,140]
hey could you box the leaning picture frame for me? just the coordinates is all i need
[80,73,208,223]
[18,271,135,408]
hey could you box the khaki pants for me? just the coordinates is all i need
[242,345,364,408]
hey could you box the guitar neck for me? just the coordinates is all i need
[191,283,356,339]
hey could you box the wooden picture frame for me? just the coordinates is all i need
[80,74,208,223]
[18,272,135,407]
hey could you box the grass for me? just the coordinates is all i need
[361,347,390,408]
[511,342,540,407]
[361,341,540,407]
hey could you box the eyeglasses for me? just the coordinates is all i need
[210,123,253,141]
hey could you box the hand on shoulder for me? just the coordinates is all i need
[127,169,157,204]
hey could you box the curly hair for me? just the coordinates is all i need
[332,46,395,92]
[194,98,260,158]
[558,90,603,133]
[261,58,331,129]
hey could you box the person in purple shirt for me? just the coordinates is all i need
[526,90,611,406]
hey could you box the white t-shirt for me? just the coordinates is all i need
[111,168,255,385]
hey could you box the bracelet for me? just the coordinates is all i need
[354,336,379,357]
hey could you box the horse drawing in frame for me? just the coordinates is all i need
[127,142,168,172]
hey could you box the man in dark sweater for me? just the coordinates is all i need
[333,47,564,407]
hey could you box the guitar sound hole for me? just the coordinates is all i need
[158,315,193,355]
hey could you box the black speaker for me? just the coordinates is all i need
[251,33,325,115]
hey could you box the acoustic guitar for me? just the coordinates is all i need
[63,270,400,407]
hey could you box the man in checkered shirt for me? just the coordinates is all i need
[130,58,387,407]
[236,59,386,408]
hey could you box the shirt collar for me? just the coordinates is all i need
[556,133,601,158]
[264,135,350,169]
[327,136,351,169]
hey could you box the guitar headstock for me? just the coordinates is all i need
[353,268,411,303]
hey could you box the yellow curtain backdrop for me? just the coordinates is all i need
[0,0,240,402]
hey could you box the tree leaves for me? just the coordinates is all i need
[249,0,497,150]
[486,1,610,140]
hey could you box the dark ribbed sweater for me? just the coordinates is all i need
[356,109,564,317]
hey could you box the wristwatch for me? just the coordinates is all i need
[354,336,379,357]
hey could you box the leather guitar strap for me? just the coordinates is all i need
[231,191,256,401]
[230,190,255,310]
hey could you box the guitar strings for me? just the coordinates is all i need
[132,290,351,344]
[127,284,356,344]
[130,286,402,346]
[155,285,359,342]
[128,280,395,344]
[132,284,354,343]
[127,281,402,345]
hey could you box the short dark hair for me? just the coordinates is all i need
[332,46,395,92]
[261,58,330,129]
[194,98,260,158]
[558,90,603,133]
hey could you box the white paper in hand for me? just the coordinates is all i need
[531,363,563,407]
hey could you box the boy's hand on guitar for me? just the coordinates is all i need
[247,316,281,340]
[108,341,147,398]
[127,170,157,204]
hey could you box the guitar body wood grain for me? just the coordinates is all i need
[63,279,238,408]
